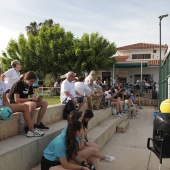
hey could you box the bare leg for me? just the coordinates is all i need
[85,141,99,149]
[78,147,107,170]
[3,93,34,131]
[10,104,34,131]
[87,96,93,109]
[78,97,87,111]
[24,101,37,119]
[86,156,98,170]
[78,147,105,160]
[36,99,48,125]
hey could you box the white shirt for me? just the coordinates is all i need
[75,82,92,96]
[4,68,20,89]
[105,91,111,99]
[60,79,76,102]
[0,81,8,106]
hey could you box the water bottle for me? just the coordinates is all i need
[108,100,111,107]
[18,113,25,134]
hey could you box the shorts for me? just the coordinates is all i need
[62,96,84,104]
[6,89,10,93]
[75,96,84,103]
[41,156,61,170]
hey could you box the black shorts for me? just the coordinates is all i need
[41,156,61,170]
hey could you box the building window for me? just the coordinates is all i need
[132,54,151,59]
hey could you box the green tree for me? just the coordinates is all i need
[73,32,117,73]
[35,24,75,78]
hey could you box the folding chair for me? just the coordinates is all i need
[147,135,170,170]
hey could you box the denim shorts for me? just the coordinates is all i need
[62,96,84,104]
[75,96,84,103]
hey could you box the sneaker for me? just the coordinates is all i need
[35,122,49,130]
[26,128,45,137]
[100,155,115,163]
[117,113,123,117]
[120,112,126,116]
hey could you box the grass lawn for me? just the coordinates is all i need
[43,96,61,105]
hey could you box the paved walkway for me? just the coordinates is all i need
[98,106,170,170]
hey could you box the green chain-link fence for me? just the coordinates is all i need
[159,51,170,106]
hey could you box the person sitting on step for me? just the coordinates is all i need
[41,120,115,170]
[9,71,49,134]
[0,80,44,137]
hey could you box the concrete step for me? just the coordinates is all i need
[0,104,65,140]
[0,107,113,170]
[31,115,127,170]
[116,120,129,133]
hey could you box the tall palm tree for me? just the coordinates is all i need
[43,19,54,27]
[26,22,41,36]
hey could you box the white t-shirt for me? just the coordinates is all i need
[60,79,76,102]
[75,82,92,96]
[4,68,20,89]
[105,91,111,99]
[0,81,8,106]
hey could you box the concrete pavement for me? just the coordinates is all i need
[98,106,170,170]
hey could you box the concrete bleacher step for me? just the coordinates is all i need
[31,113,131,170]
[116,120,129,133]
[0,104,65,140]
[0,106,114,170]
[0,120,67,170]
[32,115,123,170]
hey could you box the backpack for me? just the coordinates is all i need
[63,100,75,120]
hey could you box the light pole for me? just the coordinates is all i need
[158,14,168,108]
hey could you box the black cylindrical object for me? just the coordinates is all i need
[153,113,170,151]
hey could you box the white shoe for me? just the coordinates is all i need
[100,155,115,163]
[26,128,45,137]
[118,114,123,117]
[120,113,126,116]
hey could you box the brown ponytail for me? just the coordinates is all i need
[66,120,82,160]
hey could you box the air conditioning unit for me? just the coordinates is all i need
[153,50,156,53]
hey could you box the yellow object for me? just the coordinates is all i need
[160,99,170,113]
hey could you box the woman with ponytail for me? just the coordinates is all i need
[41,120,90,170]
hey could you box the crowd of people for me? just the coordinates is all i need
[0,63,146,169]
[60,70,143,119]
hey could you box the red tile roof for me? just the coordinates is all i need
[115,56,160,66]
[117,43,168,50]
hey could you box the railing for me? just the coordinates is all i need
[38,87,60,96]
[160,51,170,104]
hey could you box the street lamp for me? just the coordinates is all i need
[158,14,168,108]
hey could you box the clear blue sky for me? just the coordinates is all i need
[0,0,170,53]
